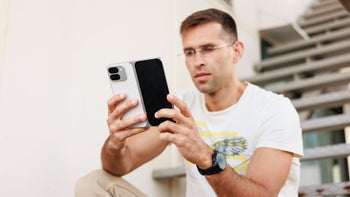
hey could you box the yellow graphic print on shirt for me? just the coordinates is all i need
[187,121,249,173]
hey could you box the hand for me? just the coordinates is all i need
[106,93,149,151]
[155,94,213,168]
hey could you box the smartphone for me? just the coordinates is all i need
[107,58,173,127]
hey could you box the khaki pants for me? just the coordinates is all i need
[75,169,147,197]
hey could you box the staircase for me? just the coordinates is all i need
[246,0,350,195]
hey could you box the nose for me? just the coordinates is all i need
[192,52,205,67]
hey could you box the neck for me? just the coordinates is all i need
[204,82,247,112]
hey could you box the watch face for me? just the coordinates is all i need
[217,153,227,170]
[197,151,227,175]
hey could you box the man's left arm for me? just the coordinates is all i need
[156,94,296,196]
[206,147,293,197]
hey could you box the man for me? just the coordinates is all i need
[76,8,303,197]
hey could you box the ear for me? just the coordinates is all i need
[232,41,244,63]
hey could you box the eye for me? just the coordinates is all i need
[200,46,215,54]
[184,49,195,57]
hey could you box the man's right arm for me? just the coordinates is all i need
[101,127,168,176]
[101,94,168,176]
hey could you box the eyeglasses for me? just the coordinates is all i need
[180,41,236,61]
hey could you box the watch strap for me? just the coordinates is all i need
[197,150,225,175]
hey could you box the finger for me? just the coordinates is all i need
[157,120,187,139]
[112,127,149,141]
[108,113,147,132]
[158,121,180,142]
[158,119,176,134]
[155,104,194,128]
[107,93,126,114]
[154,108,178,123]
[109,127,149,150]
[167,94,192,117]
[158,122,190,149]
[109,97,139,120]
[159,131,176,143]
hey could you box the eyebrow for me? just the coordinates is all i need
[183,43,216,51]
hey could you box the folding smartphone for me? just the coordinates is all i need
[107,58,173,127]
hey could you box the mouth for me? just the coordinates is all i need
[194,72,211,82]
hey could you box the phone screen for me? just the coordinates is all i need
[135,59,173,126]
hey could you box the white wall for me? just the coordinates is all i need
[0,0,175,196]
[0,0,313,197]
[0,0,8,73]
[256,0,314,29]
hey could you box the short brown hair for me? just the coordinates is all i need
[180,8,238,40]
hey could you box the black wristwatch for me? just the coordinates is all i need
[197,150,227,175]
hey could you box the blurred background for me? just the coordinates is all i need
[1,0,350,196]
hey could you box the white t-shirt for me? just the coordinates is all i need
[177,83,303,197]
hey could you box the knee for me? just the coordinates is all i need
[75,169,109,197]
[75,169,147,197]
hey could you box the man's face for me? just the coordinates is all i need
[181,22,237,95]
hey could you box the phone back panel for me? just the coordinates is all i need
[107,62,148,127]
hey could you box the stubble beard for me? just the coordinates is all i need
[194,78,219,96]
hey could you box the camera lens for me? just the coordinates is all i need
[110,74,121,81]
[108,67,119,74]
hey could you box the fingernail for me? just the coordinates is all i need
[154,112,159,118]
[119,93,126,99]
[167,94,174,99]
[130,99,138,105]
[139,114,147,120]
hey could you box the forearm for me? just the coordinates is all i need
[101,137,132,176]
[101,128,168,176]
[206,167,275,197]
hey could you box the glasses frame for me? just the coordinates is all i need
[179,40,236,60]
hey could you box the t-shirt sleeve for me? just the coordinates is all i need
[256,98,303,158]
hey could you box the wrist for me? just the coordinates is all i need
[106,137,125,156]
[197,148,214,169]
[197,150,227,176]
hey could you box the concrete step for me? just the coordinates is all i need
[255,39,350,72]
[245,54,350,85]
[301,143,350,161]
[267,27,350,55]
[264,71,350,94]
[310,0,340,10]
[301,113,350,133]
[299,181,350,196]
[304,17,350,36]
[153,166,185,179]
[302,2,344,20]
[292,90,350,111]
[298,10,349,28]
